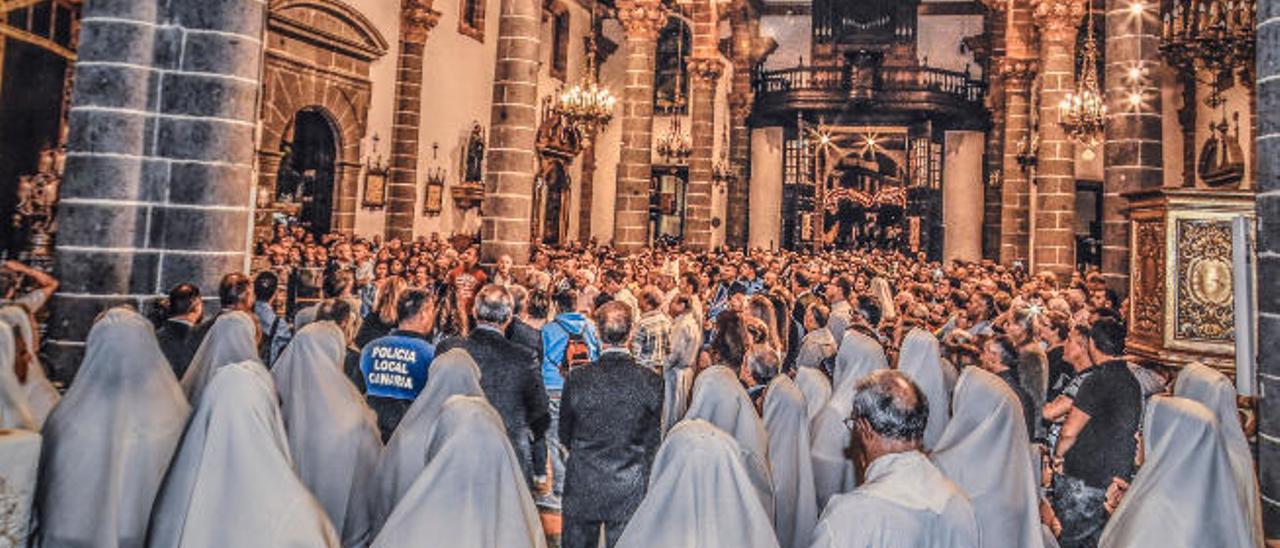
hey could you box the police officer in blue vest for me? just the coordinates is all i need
[359,288,436,441]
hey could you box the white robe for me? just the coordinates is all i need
[1174,363,1263,547]
[367,349,484,536]
[764,376,819,548]
[931,368,1046,548]
[370,396,546,548]
[147,361,339,548]
[810,330,886,509]
[272,321,383,547]
[1099,396,1254,548]
[897,329,950,450]
[37,308,190,548]
[179,311,259,405]
[662,312,701,434]
[0,305,60,428]
[615,420,781,548]
[794,366,832,421]
[684,365,773,515]
[810,451,979,548]
[0,327,35,430]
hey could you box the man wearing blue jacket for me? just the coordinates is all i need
[536,287,600,509]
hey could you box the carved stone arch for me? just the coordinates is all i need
[269,0,390,61]
[255,0,387,238]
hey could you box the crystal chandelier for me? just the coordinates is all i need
[1058,2,1105,151]
[656,108,692,163]
[712,122,733,188]
[553,3,616,138]
[656,33,692,163]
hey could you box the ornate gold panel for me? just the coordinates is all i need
[1173,219,1235,343]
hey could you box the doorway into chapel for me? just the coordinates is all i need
[276,108,338,237]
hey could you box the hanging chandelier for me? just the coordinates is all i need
[1160,0,1255,108]
[553,3,616,138]
[656,107,693,163]
[712,121,733,187]
[1058,2,1106,152]
[656,33,692,163]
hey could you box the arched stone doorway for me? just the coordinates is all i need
[255,0,388,241]
[276,108,340,236]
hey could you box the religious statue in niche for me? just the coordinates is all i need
[452,124,487,211]
[463,123,486,184]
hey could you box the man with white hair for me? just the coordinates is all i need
[809,370,979,548]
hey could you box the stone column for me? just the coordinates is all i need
[725,6,760,249]
[997,58,1037,266]
[979,5,1007,260]
[49,0,266,374]
[1101,0,1162,295]
[611,0,665,252]
[1032,0,1085,277]
[685,0,723,251]
[1256,0,1280,537]
[479,0,540,264]
[749,127,783,249]
[385,1,441,242]
[577,140,597,241]
[944,131,986,263]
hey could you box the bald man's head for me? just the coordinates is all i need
[850,370,929,444]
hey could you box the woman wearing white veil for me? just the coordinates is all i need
[763,375,818,548]
[794,366,831,421]
[1098,396,1253,548]
[0,326,36,430]
[683,365,773,515]
[931,367,1046,548]
[179,311,259,405]
[1173,363,1263,547]
[147,361,338,548]
[272,321,383,547]
[1,305,60,427]
[897,328,950,450]
[367,348,483,536]
[36,308,190,548]
[370,395,546,548]
[614,420,781,548]
[810,329,887,509]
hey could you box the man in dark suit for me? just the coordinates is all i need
[155,283,204,378]
[559,301,663,548]
[438,284,550,484]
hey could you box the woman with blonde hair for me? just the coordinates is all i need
[356,276,408,348]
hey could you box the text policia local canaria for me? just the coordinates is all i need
[367,347,418,390]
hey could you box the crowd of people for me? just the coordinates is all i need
[0,227,1264,548]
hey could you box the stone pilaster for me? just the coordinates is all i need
[385,0,441,242]
[479,0,540,264]
[998,58,1038,266]
[1101,0,1162,295]
[1255,0,1280,536]
[612,0,666,252]
[1032,0,1085,277]
[49,0,266,376]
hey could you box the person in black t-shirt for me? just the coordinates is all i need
[1050,318,1141,548]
